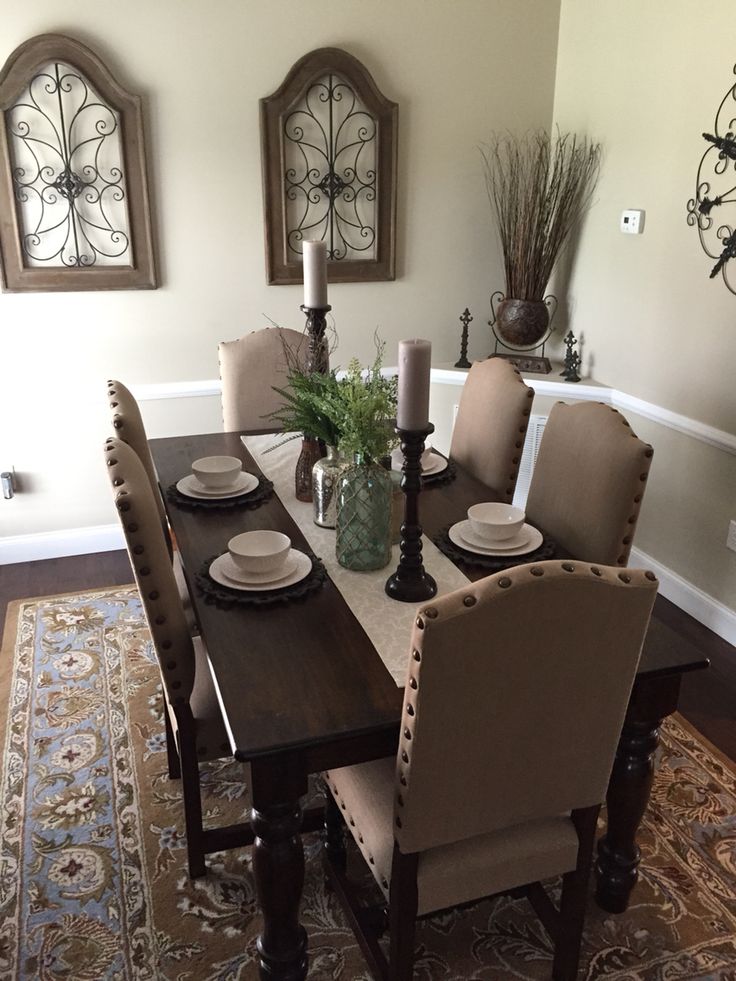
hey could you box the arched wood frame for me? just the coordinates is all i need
[260,47,398,285]
[0,33,156,292]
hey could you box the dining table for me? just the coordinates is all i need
[150,429,709,981]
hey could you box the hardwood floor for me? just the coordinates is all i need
[1,551,734,763]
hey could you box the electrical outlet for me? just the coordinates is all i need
[727,520,736,552]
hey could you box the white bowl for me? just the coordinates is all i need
[192,455,241,489]
[467,502,525,543]
[421,445,434,468]
[228,530,291,575]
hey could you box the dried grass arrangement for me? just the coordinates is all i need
[480,130,601,300]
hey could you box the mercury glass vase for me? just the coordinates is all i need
[295,436,325,503]
[335,456,392,571]
[312,445,343,528]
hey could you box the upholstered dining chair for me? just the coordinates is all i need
[106,380,196,632]
[218,326,308,432]
[323,560,658,981]
[104,437,256,878]
[525,401,654,566]
[449,357,535,501]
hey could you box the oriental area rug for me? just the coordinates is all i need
[1,587,735,980]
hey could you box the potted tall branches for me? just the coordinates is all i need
[480,130,601,348]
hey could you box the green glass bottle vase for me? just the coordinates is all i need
[335,456,392,571]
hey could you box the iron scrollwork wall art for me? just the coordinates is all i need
[687,65,736,295]
[0,34,156,292]
[261,48,397,284]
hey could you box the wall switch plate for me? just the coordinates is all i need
[621,209,645,234]
[727,520,736,552]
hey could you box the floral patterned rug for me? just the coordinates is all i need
[1,586,735,980]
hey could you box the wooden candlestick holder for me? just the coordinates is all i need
[300,304,331,375]
[385,424,438,603]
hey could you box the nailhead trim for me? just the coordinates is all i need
[406,704,414,716]
[409,677,418,689]
[562,562,575,573]
[591,566,602,576]
[404,728,412,740]
[530,566,544,576]
[415,617,424,630]
[402,750,409,763]
[645,571,657,581]
[463,595,476,607]
[498,576,511,588]
[423,607,438,619]
[412,649,421,662]
[133,544,144,555]
[618,573,631,583]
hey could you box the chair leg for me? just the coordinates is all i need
[553,805,600,981]
[388,846,419,981]
[163,703,181,779]
[323,790,347,876]
[176,713,206,879]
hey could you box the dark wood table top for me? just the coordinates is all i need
[151,431,708,764]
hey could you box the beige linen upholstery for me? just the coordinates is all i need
[104,438,251,877]
[107,380,196,632]
[324,560,657,976]
[450,357,534,500]
[218,327,307,431]
[526,401,653,565]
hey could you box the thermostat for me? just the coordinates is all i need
[621,209,645,235]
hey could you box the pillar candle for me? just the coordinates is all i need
[397,339,432,430]
[302,240,328,308]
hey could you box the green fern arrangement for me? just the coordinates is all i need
[319,347,398,462]
[268,343,398,463]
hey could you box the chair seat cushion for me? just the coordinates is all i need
[166,636,231,762]
[325,759,579,916]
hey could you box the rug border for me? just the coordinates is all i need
[668,711,736,777]
[0,586,136,759]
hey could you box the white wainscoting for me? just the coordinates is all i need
[3,370,735,649]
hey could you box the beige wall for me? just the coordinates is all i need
[552,0,736,610]
[0,0,561,539]
[554,0,736,432]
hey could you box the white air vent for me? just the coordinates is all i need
[512,414,547,510]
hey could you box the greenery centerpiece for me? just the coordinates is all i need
[480,130,601,349]
[270,344,398,566]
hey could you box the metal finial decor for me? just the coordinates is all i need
[385,424,437,603]
[560,330,582,383]
[687,64,736,295]
[454,308,473,368]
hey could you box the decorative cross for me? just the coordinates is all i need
[560,330,581,383]
[454,308,473,369]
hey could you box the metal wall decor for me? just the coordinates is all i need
[0,34,156,292]
[687,65,736,295]
[261,48,397,285]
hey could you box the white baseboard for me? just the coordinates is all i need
[0,524,123,565]
[630,546,736,648]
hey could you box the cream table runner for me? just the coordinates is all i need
[243,435,469,684]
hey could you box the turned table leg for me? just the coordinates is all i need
[595,673,681,913]
[250,757,309,981]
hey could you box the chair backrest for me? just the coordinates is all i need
[450,358,534,501]
[104,437,196,707]
[525,401,653,566]
[107,379,167,533]
[218,326,308,431]
[394,560,657,855]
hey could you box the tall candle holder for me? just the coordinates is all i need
[300,304,331,375]
[385,424,437,603]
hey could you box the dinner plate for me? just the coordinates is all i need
[391,449,448,476]
[459,522,531,552]
[448,520,543,557]
[422,453,449,476]
[217,551,299,585]
[209,549,312,591]
[176,472,259,499]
